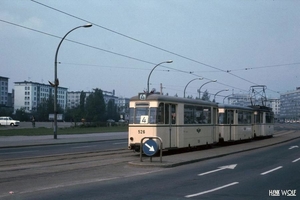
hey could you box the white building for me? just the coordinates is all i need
[67,90,119,109]
[0,76,9,106]
[67,91,92,108]
[227,93,251,107]
[266,98,280,120]
[280,87,300,121]
[14,81,68,112]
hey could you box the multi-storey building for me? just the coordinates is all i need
[116,97,130,120]
[67,90,118,109]
[266,98,280,120]
[0,76,9,106]
[227,93,251,107]
[14,81,68,112]
[67,90,130,120]
[67,91,92,108]
[280,87,300,122]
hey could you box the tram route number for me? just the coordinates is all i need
[138,130,145,134]
[140,115,149,124]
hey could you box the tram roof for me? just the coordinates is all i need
[130,93,218,106]
[217,103,254,111]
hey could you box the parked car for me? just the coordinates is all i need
[0,116,20,126]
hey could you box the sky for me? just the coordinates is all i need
[1,0,300,102]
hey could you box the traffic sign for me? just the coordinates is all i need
[142,139,158,156]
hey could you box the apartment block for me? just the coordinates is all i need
[280,87,300,121]
[14,81,67,112]
[0,76,9,106]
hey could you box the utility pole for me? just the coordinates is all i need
[160,83,163,95]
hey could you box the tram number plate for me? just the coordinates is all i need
[138,130,145,134]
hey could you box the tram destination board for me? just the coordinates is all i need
[142,139,158,156]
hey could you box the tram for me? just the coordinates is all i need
[128,93,274,152]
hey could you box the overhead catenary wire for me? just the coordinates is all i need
[0,18,250,94]
[30,0,281,94]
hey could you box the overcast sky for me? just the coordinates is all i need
[1,0,300,102]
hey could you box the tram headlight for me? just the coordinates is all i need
[130,137,134,141]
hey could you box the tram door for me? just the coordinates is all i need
[165,104,177,148]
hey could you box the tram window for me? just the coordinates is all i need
[238,111,252,124]
[218,113,225,124]
[218,110,233,124]
[184,105,211,124]
[227,110,234,124]
[184,105,194,124]
[254,112,261,123]
[165,104,170,124]
[134,107,149,124]
[129,108,134,124]
[149,107,157,124]
[266,112,274,123]
[156,103,165,124]
[171,104,176,124]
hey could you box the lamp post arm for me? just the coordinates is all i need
[54,26,85,68]
[214,89,228,102]
[184,78,202,98]
[198,80,217,99]
[147,60,172,93]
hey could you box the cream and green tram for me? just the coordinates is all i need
[251,105,274,138]
[128,94,218,152]
[217,104,254,142]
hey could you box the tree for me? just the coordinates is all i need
[36,95,63,121]
[79,91,86,117]
[201,90,211,101]
[14,108,29,121]
[107,99,118,120]
[85,88,106,122]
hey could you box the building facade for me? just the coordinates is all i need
[280,87,300,122]
[266,98,280,120]
[14,81,68,112]
[227,93,251,107]
[67,91,92,108]
[0,76,9,106]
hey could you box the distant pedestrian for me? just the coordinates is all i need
[31,116,35,128]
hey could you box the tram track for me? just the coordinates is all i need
[0,149,137,181]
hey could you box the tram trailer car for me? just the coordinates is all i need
[217,104,254,142]
[128,94,219,152]
[250,105,274,138]
[217,104,274,142]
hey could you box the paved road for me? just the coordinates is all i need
[5,137,299,200]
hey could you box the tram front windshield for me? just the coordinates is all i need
[129,103,166,124]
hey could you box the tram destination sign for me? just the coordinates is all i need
[143,139,158,156]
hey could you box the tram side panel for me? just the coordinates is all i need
[181,104,216,147]
[182,125,215,147]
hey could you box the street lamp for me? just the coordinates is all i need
[198,80,217,99]
[147,60,173,94]
[223,94,232,104]
[183,77,203,98]
[213,89,229,102]
[52,23,92,139]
